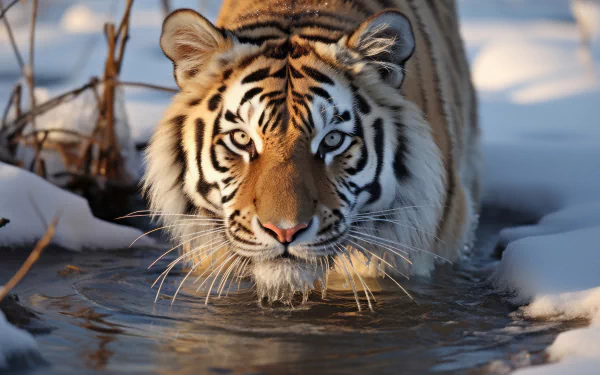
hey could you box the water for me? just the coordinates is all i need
[0,207,584,374]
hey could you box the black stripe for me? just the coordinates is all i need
[195,118,218,197]
[353,92,371,115]
[393,122,410,181]
[269,112,283,132]
[293,20,347,32]
[302,66,335,85]
[210,115,229,173]
[258,110,266,127]
[221,187,239,204]
[298,34,340,43]
[240,87,264,106]
[259,91,282,102]
[345,113,367,175]
[171,115,187,185]
[188,98,202,107]
[364,118,384,204]
[232,21,288,33]
[236,35,283,45]
[272,66,287,79]
[289,64,305,78]
[224,110,238,124]
[241,67,271,84]
[208,93,222,111]
[222,69,233,80]
[309,86,331,100]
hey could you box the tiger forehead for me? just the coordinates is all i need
[215,40,354,137]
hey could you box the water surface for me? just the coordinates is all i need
[1,207,583,375]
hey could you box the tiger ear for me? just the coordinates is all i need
[345,10,415,88]
[160,9,231,89]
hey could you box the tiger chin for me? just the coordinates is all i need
[143,0,480,308]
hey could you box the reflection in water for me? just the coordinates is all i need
[4,207,584,374]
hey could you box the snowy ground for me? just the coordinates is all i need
[1,0,600,373]
[460,0,600,373]
[0,308,39,369]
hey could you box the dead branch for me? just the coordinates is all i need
[160,0,170,17]
[4,77,100,141]
[16,128,99,143]
[117,80,178,93]
[0,0,18,20]
[0,216,59,303]
[115,0,133,74]
[0,0,25,72]
[26,0,41,174]
[1,83,21,130]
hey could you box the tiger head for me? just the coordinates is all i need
[144,9,445,303]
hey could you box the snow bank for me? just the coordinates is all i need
[0,309,39,369]
[461,1,600,373]
[0,162,153,250]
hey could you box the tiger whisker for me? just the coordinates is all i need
[148,232,227,269]
[203,254,237,305]
[178,228,226,239]
[348,230,450,263]
[154,244,225,303]
[235,257,251,292]
[350,219,445,244]
[335,245,375,311]
[151,239,229,297]
[129,222,223,248]
[226,257,248,296]
[217,257,242,297]
[344,238,410,280]
[193,249,233,287]
[347,233,412,263]
[332,250,362,311]
[117,210,225,221]
[348,204,440,219]
[171,247,232,305]
[381,269,414,301]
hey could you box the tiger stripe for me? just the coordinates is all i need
[143,0,480,302]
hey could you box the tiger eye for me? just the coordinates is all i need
[323,131,343,148]
[232,130,251,147]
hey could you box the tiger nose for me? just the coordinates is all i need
[261,222,309,244]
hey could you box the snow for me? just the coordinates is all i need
[0,309,39,369]
[0,162,154,250]
[460,0,600,373]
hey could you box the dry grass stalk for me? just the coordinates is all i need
[0,0,180,214]
[0,0,19,20]
[25,0,41,175]
[0,216,59,303]
[1,83,21,130]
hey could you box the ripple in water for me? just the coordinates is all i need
[7,207,583,375]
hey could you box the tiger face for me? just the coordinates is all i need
[144,9,446,303]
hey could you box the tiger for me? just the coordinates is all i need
[143,0,480,307]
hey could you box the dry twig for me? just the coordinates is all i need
[5,78,100,141]
[117,80,178,93]
[0,216,59,303]
[1,83,21,130]
[0,0,25,72]
[0,0,18,20]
